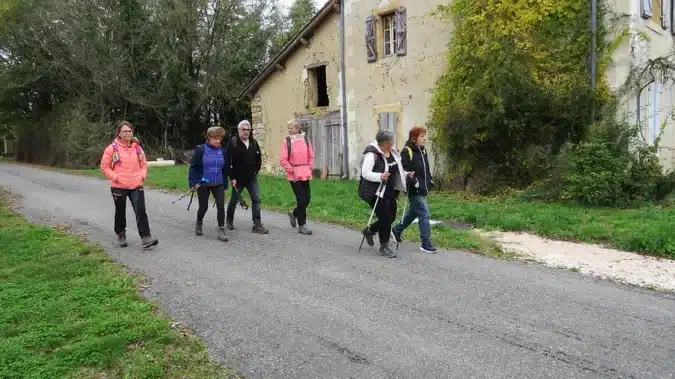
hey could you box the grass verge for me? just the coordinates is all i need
[0,190,240,379]
[71,165,675,260]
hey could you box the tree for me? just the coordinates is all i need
[0,0,286,168]
[274,0,317,50]
[427,0,606,192]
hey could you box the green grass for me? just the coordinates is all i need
[0,191,240,379]
[65,163,675,259]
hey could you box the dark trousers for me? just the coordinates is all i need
[367,195,397,244]
[227,175,262,222]
[197,183,225,227]
[111,187,151,238]
[290,180,311,226]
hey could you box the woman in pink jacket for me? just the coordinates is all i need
[280,119,315,235]
[100,121,159,249]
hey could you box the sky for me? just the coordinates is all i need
[279,0,330,9]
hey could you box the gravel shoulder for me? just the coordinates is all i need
[1,162,674,379]
[482,230,675,293]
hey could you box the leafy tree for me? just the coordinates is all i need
[0,0,287,167]
[274,0,317,51]
[428,0,607,192]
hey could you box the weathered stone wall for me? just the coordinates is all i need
[343,0,452,179]
[249,11,342,176]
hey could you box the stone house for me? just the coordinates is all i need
[239,0,450,179]
[240,0,675,179]
[607,0,675,169]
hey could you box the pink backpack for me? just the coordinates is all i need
[111,138,144,169]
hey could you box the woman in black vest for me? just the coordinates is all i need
[358,131,414,258]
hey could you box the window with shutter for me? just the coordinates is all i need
[382,15,397,57]
[395,7,407,56]
[365,16,377,63]
[643,0,653,18]
[378,112,398,149]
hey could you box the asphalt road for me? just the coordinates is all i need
[1,162,674,379]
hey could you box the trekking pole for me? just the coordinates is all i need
[173,178,209,210]
[396,194,408,251]
[358,181,385,253]
[232,184,250,210]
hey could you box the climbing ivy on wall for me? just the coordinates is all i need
[428,0,610,192]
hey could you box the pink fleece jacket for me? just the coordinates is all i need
[280,133,315,181]
[100,137,148,190]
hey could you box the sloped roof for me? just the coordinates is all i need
[238,0,339,99]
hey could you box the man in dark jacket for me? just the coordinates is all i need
[391,126,437,253]
[225,120,268,234]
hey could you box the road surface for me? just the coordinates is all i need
[1,162,674,379]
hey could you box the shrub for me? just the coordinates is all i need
[525,104,675,207]
[428,0,608,193]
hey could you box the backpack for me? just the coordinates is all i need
[403,145,428,161]
[286,134,310,159]
[111,137,144,169]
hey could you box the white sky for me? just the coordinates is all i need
[279,0,330,9]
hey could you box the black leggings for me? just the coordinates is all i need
[367,195,398,244]
[290,180,311,226]
[197,184,225,227]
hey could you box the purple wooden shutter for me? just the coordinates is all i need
[395,7,407,56]
[365,16,377,63]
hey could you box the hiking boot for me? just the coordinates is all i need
[117,232,128,247]
[226,219,235,230]
[195,220,203,236]
[217,227,228,242]
[288,211,297,228]
[361,227,375,247]
[298,225,312,235]
[420,241,437,254]
[391,229,403,244]
[378,242,396,258]
[141,236,159,249]
[252,222,269,234]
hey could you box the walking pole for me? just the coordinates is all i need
[396,194,408,250]
[358,181,385,253]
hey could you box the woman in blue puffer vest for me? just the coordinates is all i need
[188,126,230,241]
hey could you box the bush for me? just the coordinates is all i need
[525,105,675,207]
[428,0,607,193]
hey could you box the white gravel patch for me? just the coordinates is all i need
[479,230,675,292]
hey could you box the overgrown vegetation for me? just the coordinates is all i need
[0,0,315,168]
[0,192,240,378]
[525,102,675,207]
[428,0,675,207]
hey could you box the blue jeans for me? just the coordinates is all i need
[392,195,431,244]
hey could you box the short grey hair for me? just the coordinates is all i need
[376,131,394,145]
[238,120,251,129]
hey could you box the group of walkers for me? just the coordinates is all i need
[100,118,437,258]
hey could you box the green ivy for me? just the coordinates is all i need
[428,0,611,192]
